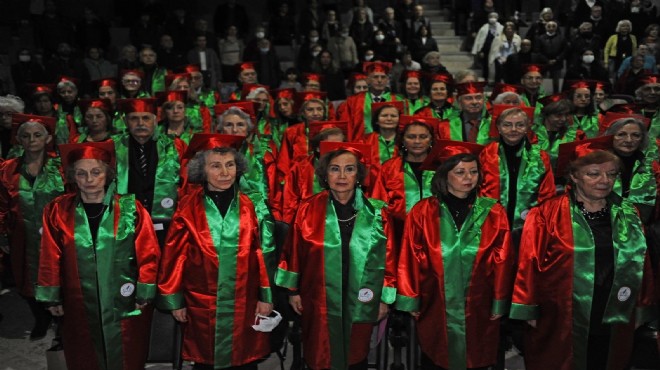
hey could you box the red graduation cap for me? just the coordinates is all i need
[606,103,645,114]
[155,91,188,106]
[59,141,116,179]
[363,61,392,75]
[636,73,660,87]
[371,101,404,115]
[348,73,368,88]
[271,88,296,101]
[56,75,80,88]
[92,78,118,92]
[420,139,484,171]
[303,73,325,83]
[563,79,595,92]
[240,83,270,101]
[319,141,372,167]
[599,112,651,134]
[236,62,258,74]
[555,136,613,177]
[455,81,487,96]
[165,73,192,89]
[490,83,525,101]
[400,70,424,83]
[213,101,258,120]
[28,83,56,96]
[179,64,201,74]
[183,133,245,159]
[398,115,439,137]
[538,93,568,107]
[488,104,535,138]
[11,114,57,143]
[293,91,328,113]
[521,64,545,75]
[308,120,349,139]
[593,80,612,94]
[116,98,158,114]
[78,98,114,114]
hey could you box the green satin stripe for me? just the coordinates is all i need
[239,143,269,201]
[532,122,580,166]
[6,145,23,159]
[439,197,495,370]
[199,90,216,108]
[257,115,269,136]
[322,195,347,370]
[151,68,166,93]
[113,112,127,132]
[475,115,494,145]
[17,157,64,290]
[36,286,60,303]
[246,192,276,285]
[573,114,599,138]
[204,192,240,369]
[113,135,130,194]
[403,162,433,213]
[151,136,181,219]
[636,306,656,327]
[259,287,273,303]
[158,292,184,310]
[363,93,373,134]
[570,198,596,370]
[491,299,510,315]
[447,114,463,141]
[394,294,419,311]
[612,159,656,207]
[137,282,156,301]
[509,303,539,319]
[381,286,396,305]
[274,268,299,288]
[347,194,388,323]
[378,136,396,164]
[405,96,430,115]
[601,200,646,323]
[55,113,70,145]
[185,105,203,131]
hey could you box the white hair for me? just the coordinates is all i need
[0,95,25,113]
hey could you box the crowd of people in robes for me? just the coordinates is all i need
[1,1,660,370]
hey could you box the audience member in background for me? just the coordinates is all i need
[321,10,341,43]
[572,0,605,30]
[616,55,652,95]
[298,30,324,73]
[255,38,281,89]
[33,1,74,57]
[377,7,404,47]
[83,47,116,82]
[604,20,637,81]
[218,26,244,83]
[525,7,554,44]
[327,25,359,75]
[269,2,297,46]
[350,8,375,61]
[623,0,656,41]
[213,0,249,38]
[567,22,602,67]
[618,44,658,77]
[312,51,346,101]
[395,0,416,24]
[156,34,185,70]
[564,49,610,82]
[298,0,321,40]
[472,12,503,82]
[346,0,375,26]
[489,22,521,84]
[75,7,110,52]
[45,42,90,95]
[162,8,194,55]
[279,68,303,91]
[129,12,160,49]
[0,95,24,158]
[506,39,548,84]
[586,5,609,47]
[372,29,398,63]
[534,21,567,93]
[641,24,659,65]
[138,46,167,95]
[117,45,140,71]
[409,25,438,64]
[405,4,432,44]
[11,49,47,99]
[421,51,449,75]
[243,26,268,62]
[187,35,222,91]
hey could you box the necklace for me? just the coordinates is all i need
[577,201,609,221]
[86,205,107,219]
[337,213,358,223]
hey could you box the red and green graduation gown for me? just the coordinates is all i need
[440,110,494,144]
[112,133,186,222]
[36,189,161,370]
[612,155,657,222]
[510,192,656,370]
[572,112,601,138]
[198,89,219,109]
[274,122,308,220]
[0,153,64,297]
[339,91,401,140]
[240,135,278,213]
[371,156,434,242]
[479,140,556,230]
[185,103,213,133]
[529,122,586,169]
[395,95,431,115]
[281,155,323,224]
[158,185,273,368]
[275,190,397,370]
[395,196,513,369]
[413,102,458,120]
[156,118,206,145]
[55,111,78,145]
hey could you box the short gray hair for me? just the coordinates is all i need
[57,80,78,92]
[246,87,270,101]
[492,92,522,105]
[604,117,649,152]
[454,69,477,83]
[16,120,48,138]
[187,147,248,184]
[422,51,441,65]
[616,20,632,33]
[0,95,25,113]
[216,106,254,132]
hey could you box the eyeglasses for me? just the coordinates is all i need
[122,79,141,84]
[0,111,13,117]
[499,122,528,130]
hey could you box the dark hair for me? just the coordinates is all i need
[371,104,400,133]
[398,122,434,152]
[430,153,481,196]
[314,149,367,189]
[541,99,573,117]
[567,150,622,180]
[83,106,114,134]
[187,147,248,183]
[309,127,344,152]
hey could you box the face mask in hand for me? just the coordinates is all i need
[252,310,282,332]
[582,55,595,64]
[256,32,265,39]
[364,54,374,61]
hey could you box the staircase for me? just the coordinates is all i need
[419,0,477,76]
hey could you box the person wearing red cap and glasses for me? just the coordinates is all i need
[442,81,494,144]
[340,62,403,140]
[229,62,259,101]
[1,116,64,340]
[636,74,660,138]
[166,73,214,134]
[54,77,83,135]
[519,64,546,107]
[36,141,161,370]
[113,98,186,245]
[510,137,655,370]
[181,64,220,108]
[564,80,601,138]
[158,134,274,370]
[395,70,430,115]
[93,78,129,133]
[396,140,513,370]
[414,73,457,120]
[276,142,396,370]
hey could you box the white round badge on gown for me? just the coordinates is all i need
[520,209,529,221]
[358,288,374,303]
[161,198,174,209]
[39,227,43,235]
[617,287,631,302]
[120,283,135,297]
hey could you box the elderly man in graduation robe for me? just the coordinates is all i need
[439,81,494,144]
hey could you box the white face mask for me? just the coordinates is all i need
[631,7,640,12]
[365,54,374,61]
[256,32,265,39]
[375,34,385,41]
[546,31,556,36]
[252,311,282,332]
[260,47,270,53]
[488,18,497,24]
[19,55,31,62]
[310,37,319,43]
[312,51,320,57]
[582,55,595,64]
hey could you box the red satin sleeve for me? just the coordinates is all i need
[133,200,161,286]
[371,158,406,220]
[512,206,548,308]
[381,206,398,297]
[37,198,65,297]
[537,150,556,203]
[200,106,212,133]
[488,203,514,302]
[158,199,193,301]
[478,143,501,200]
[282,157,315,224]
